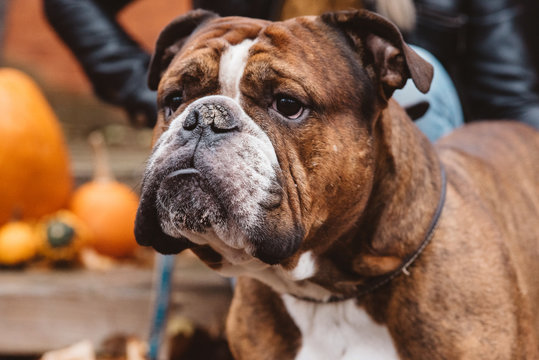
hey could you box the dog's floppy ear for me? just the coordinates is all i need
[321,10,433,99]
[148,9,219,90]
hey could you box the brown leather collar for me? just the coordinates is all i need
[295,163,447,303]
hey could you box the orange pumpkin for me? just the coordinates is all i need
[0,68,72,225]
[70,132,139,258]
[0,220,39,265]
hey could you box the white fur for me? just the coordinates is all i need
[219,39,254,101]
[289,251,317,281]
[282,295,400,360]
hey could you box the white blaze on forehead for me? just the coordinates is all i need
[290,251,317,281]
[219,39,255,100]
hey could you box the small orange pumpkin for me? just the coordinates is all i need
[69,132,139,258]
[0,68,72,225]
[0,220,39,266]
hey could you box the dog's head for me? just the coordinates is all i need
[135,9,432,271]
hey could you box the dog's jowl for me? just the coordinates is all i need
[135,9,539,360]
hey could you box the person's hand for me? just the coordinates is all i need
[125,86,158,128]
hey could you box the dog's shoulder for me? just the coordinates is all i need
[436,121,539,174]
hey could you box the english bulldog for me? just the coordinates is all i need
[135,9,539,359]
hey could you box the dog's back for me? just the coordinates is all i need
[436,121,539,332]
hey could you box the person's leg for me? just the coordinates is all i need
[393,45,464,142]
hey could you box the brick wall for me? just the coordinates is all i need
[2,0,192,93]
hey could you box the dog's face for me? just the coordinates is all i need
[135,10,432,277]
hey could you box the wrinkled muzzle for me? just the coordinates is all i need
[134,96,304,264]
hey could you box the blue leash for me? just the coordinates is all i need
[148,254,176,360]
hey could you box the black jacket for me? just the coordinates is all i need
[44,0,158,126]
[406,0,539,127]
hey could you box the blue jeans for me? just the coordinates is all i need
[393,45,464,142]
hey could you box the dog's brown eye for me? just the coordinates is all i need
[272,96,304,119]
[163,92,184,119]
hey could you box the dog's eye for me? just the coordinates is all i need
[163,92,184,119]
[272,96,304,120]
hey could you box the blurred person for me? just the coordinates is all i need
[43,0,158,127]
[400,0,539,129]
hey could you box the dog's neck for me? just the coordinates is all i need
[306,99,444,302]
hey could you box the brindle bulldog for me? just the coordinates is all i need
[135,9,539,359]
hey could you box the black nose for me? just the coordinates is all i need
[183,103,240,133]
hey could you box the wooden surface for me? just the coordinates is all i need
[0,257,232,355]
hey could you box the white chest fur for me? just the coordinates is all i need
[282,295,400,360]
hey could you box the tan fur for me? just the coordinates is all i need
[141,9,539,359]
[228,103,539,359]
